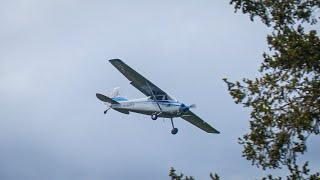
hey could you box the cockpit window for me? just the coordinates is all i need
[151,95,165,100]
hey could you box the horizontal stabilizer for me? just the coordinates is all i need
[96,93,119,104]
[114,109,129,114]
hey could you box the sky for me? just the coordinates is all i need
[0,0,319,180]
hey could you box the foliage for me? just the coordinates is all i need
[224,0,320,179]
[169,167,220,180]
[230,0,320,30]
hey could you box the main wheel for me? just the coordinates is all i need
[171,128,178,135]
[151,114,158,120]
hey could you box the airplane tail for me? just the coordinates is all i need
[96,87,128,104]
[96,93,119,104]
[110,87,120,98]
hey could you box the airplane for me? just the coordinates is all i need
[96,59,220,135]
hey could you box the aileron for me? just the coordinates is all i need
[181,111,220,134]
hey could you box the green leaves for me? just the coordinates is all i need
[227,0,320,179]
[169,1,319,179]
[169,168,220,180]
[230,0,320,31]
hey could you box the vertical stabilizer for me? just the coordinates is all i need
[110,87,120,98]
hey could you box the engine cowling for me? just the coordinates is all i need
[179,103,196,113]
[180,104,189,112]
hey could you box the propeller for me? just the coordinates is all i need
[180,103,196,112]
[189,104,197,109]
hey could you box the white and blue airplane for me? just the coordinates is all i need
[96,59,220,135]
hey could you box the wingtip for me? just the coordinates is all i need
[213,128,220,134]
[108,59,122,63]
[210,129,220,134]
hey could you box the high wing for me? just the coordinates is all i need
[109,59,174,100]
[109,59,219,134]
[181,111,220,134]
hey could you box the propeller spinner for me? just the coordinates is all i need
[180,103,196,112]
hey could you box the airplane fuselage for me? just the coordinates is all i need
[96,59,220,134]
[111,97,184,118]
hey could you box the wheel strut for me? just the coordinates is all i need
[104,108,110,114]
[170,118,175,128]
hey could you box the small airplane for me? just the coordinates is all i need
[96,59,220,135]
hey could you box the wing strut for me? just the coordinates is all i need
[146,81,162,112]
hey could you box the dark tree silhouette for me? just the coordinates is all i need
[224,0,320,179]
[169,167,220,180]
[170,1,320,179]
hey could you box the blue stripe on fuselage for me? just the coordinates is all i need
[114,98,181,106]
[147,100,181,106]
[112,97,128,102]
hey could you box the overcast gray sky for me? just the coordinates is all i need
[1,0,319,180]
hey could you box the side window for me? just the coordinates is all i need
[156,95,165,100]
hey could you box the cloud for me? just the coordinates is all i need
[1,1,318,180]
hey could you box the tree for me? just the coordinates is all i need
[169,1,319,179]
[224,0,320,179]
[169,167,220,180]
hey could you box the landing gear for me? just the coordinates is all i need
[104,108,110,114]
[170,118,178,135]
[151,114,158,120]
[171,128,178,135]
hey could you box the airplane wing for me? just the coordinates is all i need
[181,111,220,134]
[109,59,174,100]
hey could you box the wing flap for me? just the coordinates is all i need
[181,111,220,134]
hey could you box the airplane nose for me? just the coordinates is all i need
[180,103,189,112]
